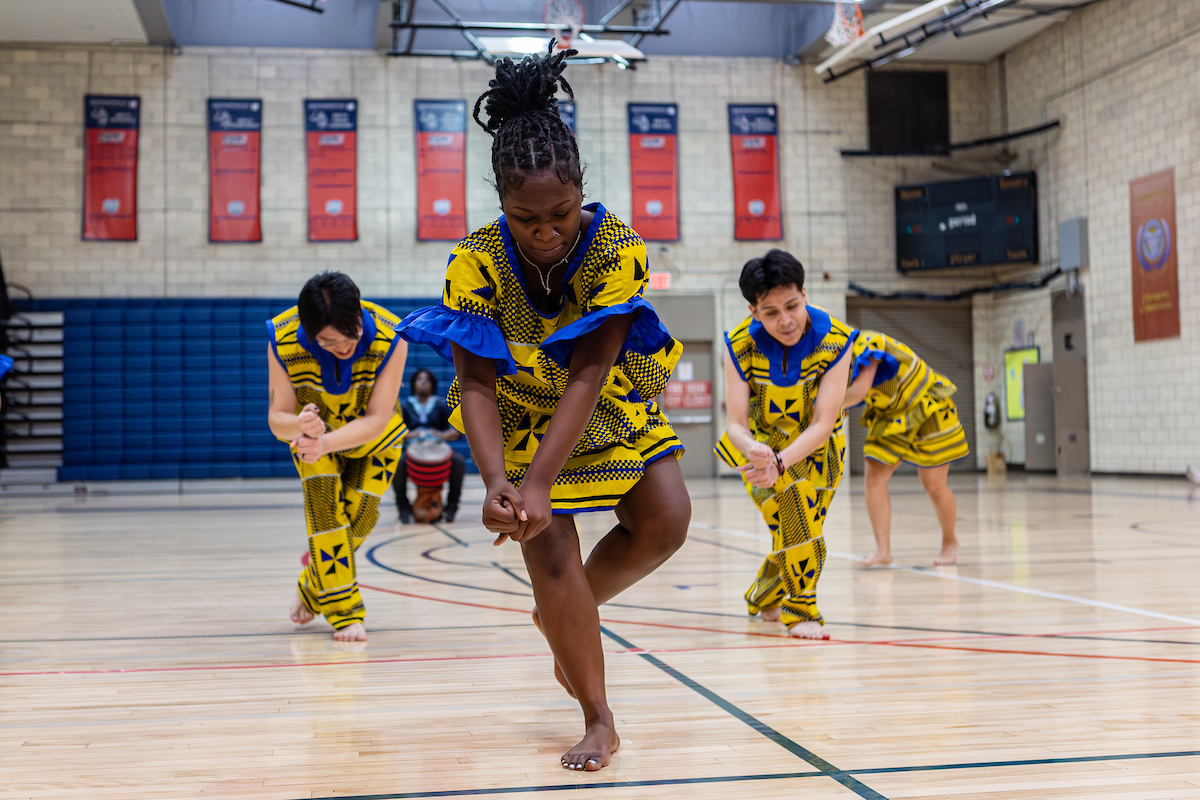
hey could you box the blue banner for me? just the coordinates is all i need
[208,99,262,132]
[558,100,576,133]
[305,99,357,132]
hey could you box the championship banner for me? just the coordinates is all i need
[305,99,358,242]
[414,100,467,241]
[208,99,262,243]
[83,95,140,241]
[728,104,782,241]
[628,103,679,242]
[558,100,576,133]
[1129,168,1180,342]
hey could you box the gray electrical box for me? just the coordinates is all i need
[1059,217,1089,271]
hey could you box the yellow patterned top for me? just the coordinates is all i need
[398,203,682,467]
[268,300,406,446]
[849,330,957,440]
[716,307,856,490]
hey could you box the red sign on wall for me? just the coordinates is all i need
[83,95,139,241]
[728,104,782,241]
[415,100,467,241]
[305,99,358,242]
[628,103,679,241]
[662,380,712,409]
[208,99,262,243]
[1129,168,1180,342]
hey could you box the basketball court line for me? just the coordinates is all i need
[688,522,1200,626]
[300,748,1200,800]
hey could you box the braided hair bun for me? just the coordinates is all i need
[473,41,584,198]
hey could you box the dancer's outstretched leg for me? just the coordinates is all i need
[859,458,900,567]
[522,516,620,772]
[919,463,958,565]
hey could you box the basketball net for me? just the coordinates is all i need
[825,0,864,47]
[543,0,584,49]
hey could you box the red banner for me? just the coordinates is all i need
[1129,168,1180,342]
[415,100,467,241]
[628,103,679,241]
[208,99,262,243]
[305,99,358,242]
[728,104,782,241]
[83,95,139,241]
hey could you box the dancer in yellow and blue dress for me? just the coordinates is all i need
[0,354,11,410]
[716,250,855,640]
[267,272,408,642]
[845,330,969,567]
[398,43,690,772]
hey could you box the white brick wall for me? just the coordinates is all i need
[983,0,1200,474]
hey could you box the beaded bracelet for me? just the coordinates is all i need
[774,451,786,477]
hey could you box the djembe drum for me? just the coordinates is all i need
[405,438,454,523]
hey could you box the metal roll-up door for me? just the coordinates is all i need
[844,299,976,475]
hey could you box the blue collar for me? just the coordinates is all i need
[296,306,377,394]
[498,202,607,319]
[748,306,833,386]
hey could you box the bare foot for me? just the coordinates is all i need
[934,539,959,566]
[333,622,367,642]
[759,607,782,622]
[788,621,829,640]
[561,720,620,771]
[289,592,315,626]
[857,550,893,568]
[532,607,576,698]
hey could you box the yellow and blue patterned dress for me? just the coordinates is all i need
[268,300,408,630]
[715,308,856,628]
[398,202,683,513]
[850,330,969,468]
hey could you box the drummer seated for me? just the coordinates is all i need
[395,368,465,523]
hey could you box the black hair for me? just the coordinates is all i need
[410,368,438,395]
[739,249,807,305]
[472,41,584,199]
[297,271,362,342]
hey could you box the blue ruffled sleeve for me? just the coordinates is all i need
[0,354,11,379]
[397,305,517,377]
[540,297,672,368]
[851,339,900,386]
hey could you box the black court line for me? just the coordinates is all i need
[304,748,1200,799]
[599,626,886,800]
[31,502,304,515]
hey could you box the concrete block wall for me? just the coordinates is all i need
[987,0,1200,473]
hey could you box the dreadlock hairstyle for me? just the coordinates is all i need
[472,41,585,199]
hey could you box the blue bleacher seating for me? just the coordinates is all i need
[37,297,473,482]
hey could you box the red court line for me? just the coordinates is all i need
[856,640,1200,666]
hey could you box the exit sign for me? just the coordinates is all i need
[649,272,672,290]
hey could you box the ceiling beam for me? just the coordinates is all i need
[130,0,174,46]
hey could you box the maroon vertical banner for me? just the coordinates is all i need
[83,95,140,241]
[628,103,679,242]
[415,100,467,241]
[1129,168,1180,342]
[208,99,262,243]
[728,104,782,241]
[305,99,358,242]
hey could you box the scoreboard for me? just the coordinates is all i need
[895,172,1038,272]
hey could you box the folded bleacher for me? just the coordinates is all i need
[36,297,470,482]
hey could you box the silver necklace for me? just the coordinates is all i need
[514,230,582,294]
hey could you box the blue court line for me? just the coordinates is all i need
[303,748,1200,799]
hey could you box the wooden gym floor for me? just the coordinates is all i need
[3,472,1200,799]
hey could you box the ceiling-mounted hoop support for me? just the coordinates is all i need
[387,0,681,67]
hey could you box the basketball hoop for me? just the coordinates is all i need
[825,0,864,47]
[543,0,585,49]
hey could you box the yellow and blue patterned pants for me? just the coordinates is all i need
[294,433,401,630]
[743,476,834,629]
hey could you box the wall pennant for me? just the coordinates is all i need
[414,100,467,241]
[1129,168,1180,342]
[208,99,263,243]
[305,99,358,243]
[83,95,140,241]
[627,103,679,242]
[728,104,782,241]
